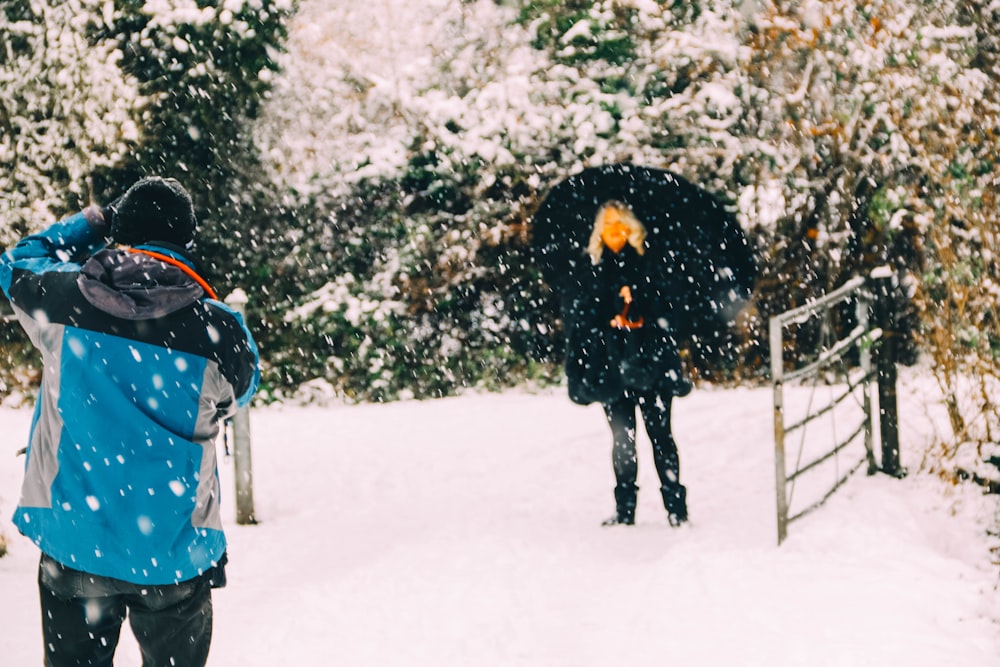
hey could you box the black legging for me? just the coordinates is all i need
[602,390,682,494]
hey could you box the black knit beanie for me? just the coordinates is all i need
[110,177,197,247]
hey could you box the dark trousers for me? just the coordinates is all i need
[602,390,686,514]
[38,554,213,667]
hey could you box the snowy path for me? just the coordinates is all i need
[1,381,998,665]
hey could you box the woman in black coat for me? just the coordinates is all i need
[563,201,690,526]
[533,164,756,528]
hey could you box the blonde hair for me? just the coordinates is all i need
[586,200,647,264]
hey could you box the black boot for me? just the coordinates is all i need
[602,483,637,526]
[661,485,688,527]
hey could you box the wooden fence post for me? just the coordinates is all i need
[225,289,257,525]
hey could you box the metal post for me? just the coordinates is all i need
[856,289,878,475]
[871,267,906,478]
[770,315,789,545]
[225,289,257,524]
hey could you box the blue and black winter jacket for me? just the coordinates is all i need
[0,207,260,585]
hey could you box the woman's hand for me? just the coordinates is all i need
[610,285,644,329]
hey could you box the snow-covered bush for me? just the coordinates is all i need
[751,0,1000,478]
[0,0,139,246]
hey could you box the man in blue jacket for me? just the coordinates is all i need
[0,177,260,666]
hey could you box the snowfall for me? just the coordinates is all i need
[1,368,998,666]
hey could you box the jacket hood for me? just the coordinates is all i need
[77,247,205,320]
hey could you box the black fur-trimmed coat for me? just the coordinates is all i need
[532,164,757,406]
[562,246,687,406]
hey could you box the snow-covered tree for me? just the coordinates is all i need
[0,0,140,246]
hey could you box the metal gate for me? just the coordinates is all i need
[769,270,902,545]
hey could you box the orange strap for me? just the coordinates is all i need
[128,248,219,300]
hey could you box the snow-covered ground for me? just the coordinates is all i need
[1,373,998,665]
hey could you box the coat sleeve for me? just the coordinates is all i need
[206,299,262,410]
[230,308,262,409]
[0,207,109,345]
[0,207,109,299]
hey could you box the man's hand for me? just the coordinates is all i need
[102,195,123,230]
